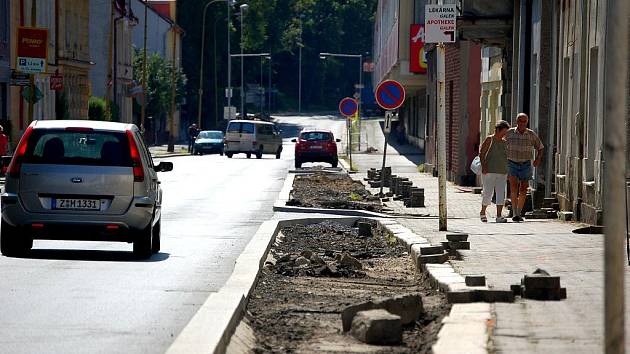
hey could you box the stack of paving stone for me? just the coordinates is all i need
[441,233,470,251]
[511,269,567,300]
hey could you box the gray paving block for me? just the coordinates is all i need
[522,274,561,289]
[465,275,486,287]
[446,233,469,242]
[350,309,402,345]
[448,241,471,250]
[341,294,423,332]
[477,289,515,303]
[417,252,449,265]
[447,290,476,304]
[419,245,444,255]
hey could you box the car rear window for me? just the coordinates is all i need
[227,122,241,133]
[301,132,331,141]
[23,129,133,167]
[241,123,255,134]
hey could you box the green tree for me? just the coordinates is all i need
[132,49,187,125]
[177,0,376,116]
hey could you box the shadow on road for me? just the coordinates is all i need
[23,249,170,262]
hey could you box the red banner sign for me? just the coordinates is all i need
[17,27,48,59]
[50,72,63,91]
[410,24,427,74]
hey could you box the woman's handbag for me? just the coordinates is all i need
[470,136,494,175]
[470,156,482,175]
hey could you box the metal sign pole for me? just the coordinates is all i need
[437,42,447,231]
[603,0,628,352]
[379,111,393,196]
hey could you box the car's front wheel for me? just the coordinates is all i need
[0,220,32,257]
[256,146,263,159]
[133,222,153,259]
[226,152,233,158]
[246,153,252,159]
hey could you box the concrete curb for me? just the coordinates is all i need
[272,172,392,218]
[378,219,491,354]
[152,153,191,158]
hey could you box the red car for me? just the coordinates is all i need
[292,129,341,168]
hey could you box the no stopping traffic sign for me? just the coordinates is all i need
[339,97,358,117]
[375,80,406,111]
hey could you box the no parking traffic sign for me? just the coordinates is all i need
[375,80,406,111]
[339,97,358,118]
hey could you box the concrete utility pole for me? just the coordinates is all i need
[603,0,628,352]
[197,0,225,129]
[227,1,233,118]
[239,4,248,119]
[437,42,447,231]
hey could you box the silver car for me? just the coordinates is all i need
[1,120,173,259]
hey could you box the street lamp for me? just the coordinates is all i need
[197,0,237,129]
[240,4,249,119]
[265,55,272,115]
[319,52,363,150]
[298,14,304,113]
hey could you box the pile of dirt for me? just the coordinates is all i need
[287,172,382,212]
[241,221,450,353]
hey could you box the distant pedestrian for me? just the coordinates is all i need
[505,113,544,222]
[479,120,510,223]
[187,123,199,153]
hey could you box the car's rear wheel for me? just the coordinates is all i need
[256,146,263,159]
[295,159,302,169]
[275,146,282,159]
[133,222,153,259]
[226,152,233,158]
[151,219,161,254]
[246,153,252,159]
[220,150,224,156]
[0,220,31,257]
[332,159,339,168]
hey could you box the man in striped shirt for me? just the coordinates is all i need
[505,113,544,222]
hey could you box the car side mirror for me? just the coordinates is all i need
[336,139,341,142]
[291,139,297,143]
[155,161,173,172]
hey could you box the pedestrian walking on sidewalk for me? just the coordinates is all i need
[479,120,510,223]
[187,123,199,154]
[505,113,544,222]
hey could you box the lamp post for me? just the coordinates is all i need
[298,15,304,113]
[265,55,272,115]
[240,4,249,119]
[197,0,236,129]
[319,52,363,150]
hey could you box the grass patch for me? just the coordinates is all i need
[417,164,426,173]
[339,154,358,172]
[349,192,363,201]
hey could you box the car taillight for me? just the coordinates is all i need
[126,130,145,182]
[252,141,257,146]
[8,126,34,178]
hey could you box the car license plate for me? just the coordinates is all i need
[310,146,323,150]
[53,198,100,210]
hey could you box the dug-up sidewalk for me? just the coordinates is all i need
[348,119,630,353]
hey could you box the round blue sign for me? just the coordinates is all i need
[375,80,406,110]
[339,97,358,117]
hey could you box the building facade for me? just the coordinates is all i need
[89,0,136,123]
[373,0,428,151]
[57,0,91,120]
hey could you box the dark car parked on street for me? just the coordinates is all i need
[193,131,224,155]
[292,129,340,169]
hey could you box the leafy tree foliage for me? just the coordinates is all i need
[177,0,376,126]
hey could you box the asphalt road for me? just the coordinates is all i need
[0,119,313,354]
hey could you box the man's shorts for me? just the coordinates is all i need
[508,160,533,181]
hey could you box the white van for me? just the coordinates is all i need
[224,120,283,159]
